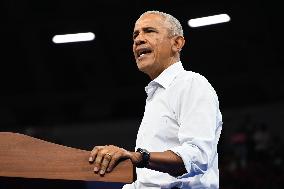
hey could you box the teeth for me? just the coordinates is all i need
[138,53,145,58]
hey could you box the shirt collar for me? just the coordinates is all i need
[153,61,184,89]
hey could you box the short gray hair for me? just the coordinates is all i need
[138,11,184,37]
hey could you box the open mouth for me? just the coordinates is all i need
[136,47,153,60]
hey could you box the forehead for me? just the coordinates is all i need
[134,14,168,31]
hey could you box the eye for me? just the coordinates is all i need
[133,31,139,40]
[145,28,154,33]
[133,34,138,39]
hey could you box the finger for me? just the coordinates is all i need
[99,153,112,175]
[89,146,103,162]
[107,152,121,172]
[94,154,103,172]
[93,148,110,172]
[89,148,98,163]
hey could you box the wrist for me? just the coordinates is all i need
[131,152,143,164]
[135,148,150,168]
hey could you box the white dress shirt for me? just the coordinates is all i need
[123,61,222,189]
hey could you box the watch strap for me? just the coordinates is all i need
[136,148,150,168]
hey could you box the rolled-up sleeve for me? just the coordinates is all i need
[170,74,221,178]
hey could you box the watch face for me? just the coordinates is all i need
[137,148,149,155]
[143,149,150,154]
[137,148,143,153]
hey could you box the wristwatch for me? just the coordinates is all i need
[136,148,150,168]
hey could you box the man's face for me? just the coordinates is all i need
[133,14,174,78]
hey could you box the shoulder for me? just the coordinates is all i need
[173,70,212,90]
[169,70,219,104]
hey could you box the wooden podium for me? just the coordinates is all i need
[0,132,133,185]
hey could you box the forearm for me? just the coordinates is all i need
[131,150,187,177]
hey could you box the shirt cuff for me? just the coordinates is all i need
[170,143,208,179]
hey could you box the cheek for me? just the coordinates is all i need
[132,45,136,56]
[150,39,162,53]
[163,40,173,53]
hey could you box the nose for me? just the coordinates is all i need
[134,33,146,46]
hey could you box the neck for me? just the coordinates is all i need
[148,57,180,80]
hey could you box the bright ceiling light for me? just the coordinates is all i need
[188,14,230,28]
[52,32,95,44]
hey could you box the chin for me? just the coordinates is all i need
[137,58,154,69]
[137,62,150,73]
[137,65,147,74]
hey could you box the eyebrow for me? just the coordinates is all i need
[133,26,158,37]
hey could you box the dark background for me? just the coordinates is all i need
[1,0,283,188]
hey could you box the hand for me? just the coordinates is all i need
[88,145,141,175]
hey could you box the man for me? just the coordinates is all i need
[89,11,223,189]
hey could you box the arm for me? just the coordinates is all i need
[88,146,186,177]
[143,150,187,177]
[169,74,222,177]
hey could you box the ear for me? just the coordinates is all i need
[171,36,185,53]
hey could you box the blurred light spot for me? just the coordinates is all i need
[188,14,230,28]
[52,32,95,44]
